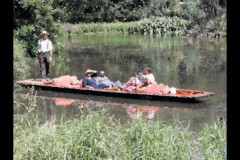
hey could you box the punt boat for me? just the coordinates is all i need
[16,79,215,102]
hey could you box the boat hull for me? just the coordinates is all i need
[16,79,215,103]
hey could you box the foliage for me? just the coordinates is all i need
[13,0,67,56]
[14,94,226,159]
[60,0,225,26]
[137,16,190,35]
[13,38,30,80]
[200,122,226,159]
[70,16,190,36]
[60,0,225,38]
[63,22,72,31]
[183,0,206,26]
[71,21,137,34]
[13,0,226,57]
[205,12,226,33]
[61,0,149,23]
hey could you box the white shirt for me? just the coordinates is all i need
[143,73,156,84]
[38,39,53,52]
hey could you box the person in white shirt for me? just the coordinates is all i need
[121,67,156,92]
[142,67,156,85]
[37,30,53,78]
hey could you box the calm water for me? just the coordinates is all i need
[14,34,226,131]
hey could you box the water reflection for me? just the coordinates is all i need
[178,59,196,85]
[178,59,188,84]
[14,91,226,131]
[53,98,76,107]
[124,105,159,120]
[16,34,226,130]
[52,98,108,110]
[52,97,159,121]
[26,35,226,90]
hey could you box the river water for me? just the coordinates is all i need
[14,34,226,131]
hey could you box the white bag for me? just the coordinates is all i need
[170,87,176,94]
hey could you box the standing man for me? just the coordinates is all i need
[37,30,53,78]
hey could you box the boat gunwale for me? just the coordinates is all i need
[16,80,215,99]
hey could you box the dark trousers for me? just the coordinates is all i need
[38,51,51,78]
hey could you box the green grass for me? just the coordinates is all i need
[71,21,139,35]
[201,123,226,159]
[14,38,30,80]
[64,15,226,39]
[14,102,226,159]
[68,16,190,36]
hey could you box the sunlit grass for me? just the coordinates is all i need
[71,21,138,35]
[14,103,226,159]
[201,122,226,159]
[13,91,226,159]
[69,16,190,36]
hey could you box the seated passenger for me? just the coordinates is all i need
[95,70,122,88]
[141,67,156,85]
[82,69,108,89]
[122,67,156,92]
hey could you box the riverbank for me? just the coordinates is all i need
[14,93,226,159]
[66,16,226,40]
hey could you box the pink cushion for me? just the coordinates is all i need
[141,84,171,95]
[53,75,78,87]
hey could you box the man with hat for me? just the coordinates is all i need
[37,30,53,78]
[82,69,108,89]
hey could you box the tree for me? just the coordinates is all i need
[13,0,67,56]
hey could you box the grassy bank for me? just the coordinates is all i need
[70,17,190,36]
[67,16,226,39]
[14,38,30,80]
[14,95,226,160]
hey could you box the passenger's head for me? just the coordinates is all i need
[143,67,151,75]
[41,30,48,40]
[99,70,105,77]
[85,69,93,77]
[86,72,91,77]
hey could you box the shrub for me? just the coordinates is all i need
[13,38,30,79]
[14,95,226,160]
[13,0,67,56]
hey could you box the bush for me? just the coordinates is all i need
[138,16,190,35]
[184,0,206,26]
[13,38,30,79]
[13,0,67,56]
[72,17,190,36]
[14,108,226,159]
[200,122,226,159]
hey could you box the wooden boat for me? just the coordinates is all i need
[16,79,215,102]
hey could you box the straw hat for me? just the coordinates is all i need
[85,69,97,74]
[41,30,48,35]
